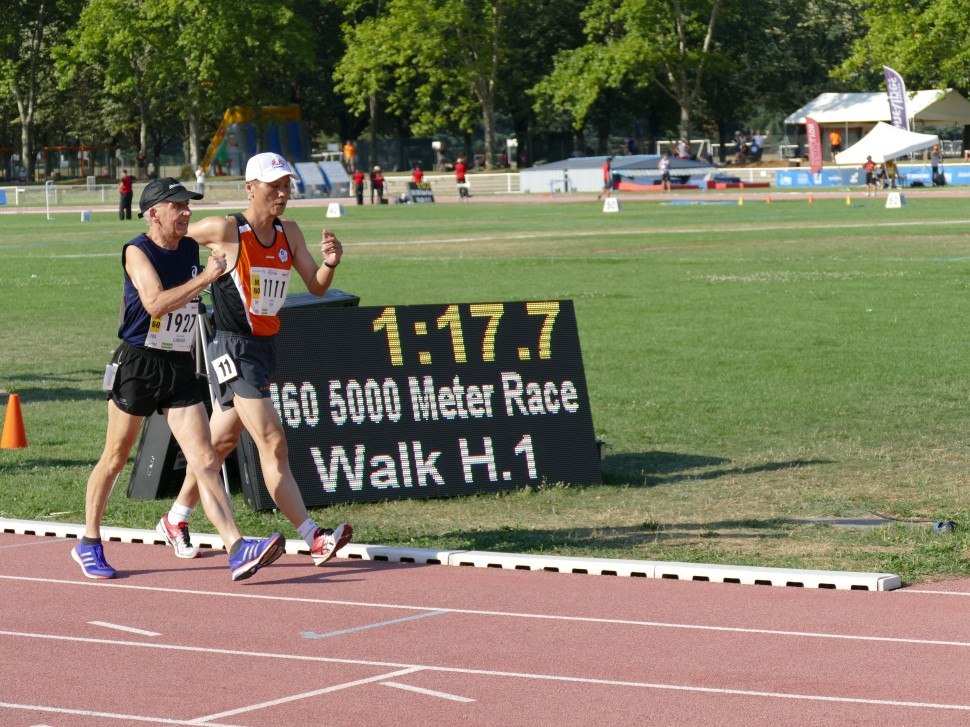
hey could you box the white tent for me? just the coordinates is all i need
[785,89,970,127]
[834,122,939,165]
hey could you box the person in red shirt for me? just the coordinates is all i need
[412,165,424,184]
[597,157,614,200]
[352,168,365,205]
[370,165,385,204]
[118,169,134,220]
[455,157,469,199]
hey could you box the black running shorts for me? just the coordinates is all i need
[108,342,202,416]
[207,330,277,408]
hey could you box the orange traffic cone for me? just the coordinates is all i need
[1,393,27,449]
[738,195,744,206]
[808,194,814,204]
[765,195,772,204]
[845,194,852,206]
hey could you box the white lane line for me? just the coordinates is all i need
[88,621,160,637]
[301,609,449,639]
[381,681,475,702]
[0,574,966,650]
[10,217,970,258]
[902,589,970,597]
[0,538,69,550]
[188,667,422,724]
[0,700,242,726]
[0,631,967,714]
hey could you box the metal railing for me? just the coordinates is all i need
[0,173,524,208]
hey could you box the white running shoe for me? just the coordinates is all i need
[156,517,201,559]
[310,523,353,566]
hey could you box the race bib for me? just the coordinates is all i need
[145,301,198,352]
[250,267,290,316]
[211,353,238,384]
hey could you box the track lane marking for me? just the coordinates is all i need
[0,630,967,713]
[188,667,422,724]
[0,574,966,649]
[381,681,475,702]
[7,217,970,257]
[0,700,242,726]
[301,609,448,639]
[0,539,69,550]
[88,621,160,637]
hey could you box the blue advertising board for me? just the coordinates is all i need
[775,164,970,188]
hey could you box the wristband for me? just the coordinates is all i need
[324,261,338,269]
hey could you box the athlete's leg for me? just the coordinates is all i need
[165,403,242,548]
[83,400,143,539]
[171,403,245,511]
[232,395,310,529]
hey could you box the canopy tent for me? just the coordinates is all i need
[785,89,970,127]
[834,122,939,165]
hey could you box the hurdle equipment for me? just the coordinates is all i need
[1,393,27,449]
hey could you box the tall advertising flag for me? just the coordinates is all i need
[883,66,909,130]
[805,117,823,173]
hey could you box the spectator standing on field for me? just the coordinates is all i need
[118,169,134,220]
[659,153,671,191]
[829,129,842,159]
[930,145,945,186]
[863,155,878,197]
[353,167,365,205]
[342,140,356,172]
[597,156,614,200]
[455,156,469,199]
[74,177,284,581]
[157,153,352,568]
[370,165,385,204]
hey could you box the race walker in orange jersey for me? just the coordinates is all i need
[155,152,352,567]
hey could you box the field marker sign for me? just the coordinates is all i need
[885,191,906,208]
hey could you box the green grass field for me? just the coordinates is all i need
[1,194,968,582]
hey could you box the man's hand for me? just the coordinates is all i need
[203,249,228,283]
[321,229,343,268]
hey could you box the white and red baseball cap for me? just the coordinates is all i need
[245,152,299,183]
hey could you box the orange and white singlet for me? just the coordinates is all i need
[211,213,293,337]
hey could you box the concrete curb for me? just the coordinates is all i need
[1,517,901,591]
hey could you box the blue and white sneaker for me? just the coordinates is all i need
[71,542,117,579]
[228,534,284,582]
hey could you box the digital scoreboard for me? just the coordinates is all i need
[236,299,601,509]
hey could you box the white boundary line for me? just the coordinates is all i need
[187,667,422,724]
[0,700,243,726]
[1,630,968,714]
[0,574,965,649]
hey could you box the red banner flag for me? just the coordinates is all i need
[806,117,823,174]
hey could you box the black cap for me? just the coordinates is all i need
[138,177,203,217]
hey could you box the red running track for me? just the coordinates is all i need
[0,531,968,726]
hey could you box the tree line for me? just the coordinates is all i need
[2,0,968,180]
